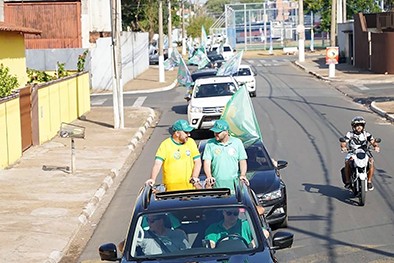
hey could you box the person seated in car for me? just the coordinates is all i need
[138,214,190,255]
[204,208,254,248]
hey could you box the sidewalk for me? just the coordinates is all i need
[0,55,393,263]
[0,67,177,263]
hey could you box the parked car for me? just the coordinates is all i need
[233,64,257,97]
[198,139,289,228]
[98,184,294,262]
[149,49,168,65]
[187,76,239,130]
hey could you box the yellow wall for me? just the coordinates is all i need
[77,73,91,115]
[0,96,22,168]
[0,72,90,168]
[0,32,28,88]
[37,73,90,144]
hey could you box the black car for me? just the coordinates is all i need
[99,184,293,262]
[149,49,168,65]
[206,53,225,68]
[198,139,289,228]
[191,68,218,82]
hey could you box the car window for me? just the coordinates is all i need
[194,82,237,98]
[223,46,232,52]
[234,68,251,76]
[129,207,261,259]
[246,145,272,171]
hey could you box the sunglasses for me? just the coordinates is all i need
[225,211,239,216]
[147,217,162,223]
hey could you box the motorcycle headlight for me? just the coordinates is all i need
[189,105,203,113]
[260,189,282,201]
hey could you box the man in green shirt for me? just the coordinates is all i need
[204,208,254,248]
[203,120,248,191]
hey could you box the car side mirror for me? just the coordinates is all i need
[99,243,119,261]
[276,160,288,170]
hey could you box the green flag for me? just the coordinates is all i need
[216,50,243,76]
[177,56,193,87]
[221,85,262,147]
[197,51,211,69]
[201,25,208,48]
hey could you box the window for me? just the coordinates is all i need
[129,207,260,259]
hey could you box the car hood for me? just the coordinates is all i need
[190,96,233,107]
[248,170,281,194]
[127,251,273,262]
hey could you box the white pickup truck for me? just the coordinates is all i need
[187,76,239,130]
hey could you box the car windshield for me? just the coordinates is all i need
[194,82,237,98]
[234,68,251,76]
[128,206,262,259]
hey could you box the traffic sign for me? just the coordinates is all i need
[326,47,339,64]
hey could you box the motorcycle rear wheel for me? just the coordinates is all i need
[359,180,366,206]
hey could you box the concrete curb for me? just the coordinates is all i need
[370,101,394,122]
[47,108,156,263]
[92,79,178,97]
[294,61,393,122]
[79,108,156,224]
[294,61,330,82]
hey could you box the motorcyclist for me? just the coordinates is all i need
[340,116,380,190]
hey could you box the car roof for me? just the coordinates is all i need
[195,75,237,85]
[191,68,218,81]
[239,64,252,69]
[136,185,256,214]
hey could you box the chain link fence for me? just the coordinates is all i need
[210,1,331,51]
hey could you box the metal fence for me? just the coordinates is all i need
[210,2,331,51]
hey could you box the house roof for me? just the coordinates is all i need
[0,22,41,35]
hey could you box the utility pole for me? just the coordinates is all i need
[159,0,165,82]
[168,0,173,57]
[330,0,336,46]
[110,0,124,129]
[182,0,186,55]
[298,0,305,62]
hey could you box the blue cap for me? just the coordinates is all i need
[172,119,194,132]
[210,119,229,133]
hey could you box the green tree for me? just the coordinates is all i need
[304,0,381,33]
[204,0,230,16]
[122,0,181,42]
[186,15,215,39]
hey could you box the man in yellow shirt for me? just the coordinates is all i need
[146,119,202,191]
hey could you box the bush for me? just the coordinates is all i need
[77,50,89,72]
[27,62,70,84]
[0,64,19,98]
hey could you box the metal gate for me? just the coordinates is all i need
[19,86,33,151]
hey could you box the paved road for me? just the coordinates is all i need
[80,57,394,262]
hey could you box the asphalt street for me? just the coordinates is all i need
[0,52,393,263]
